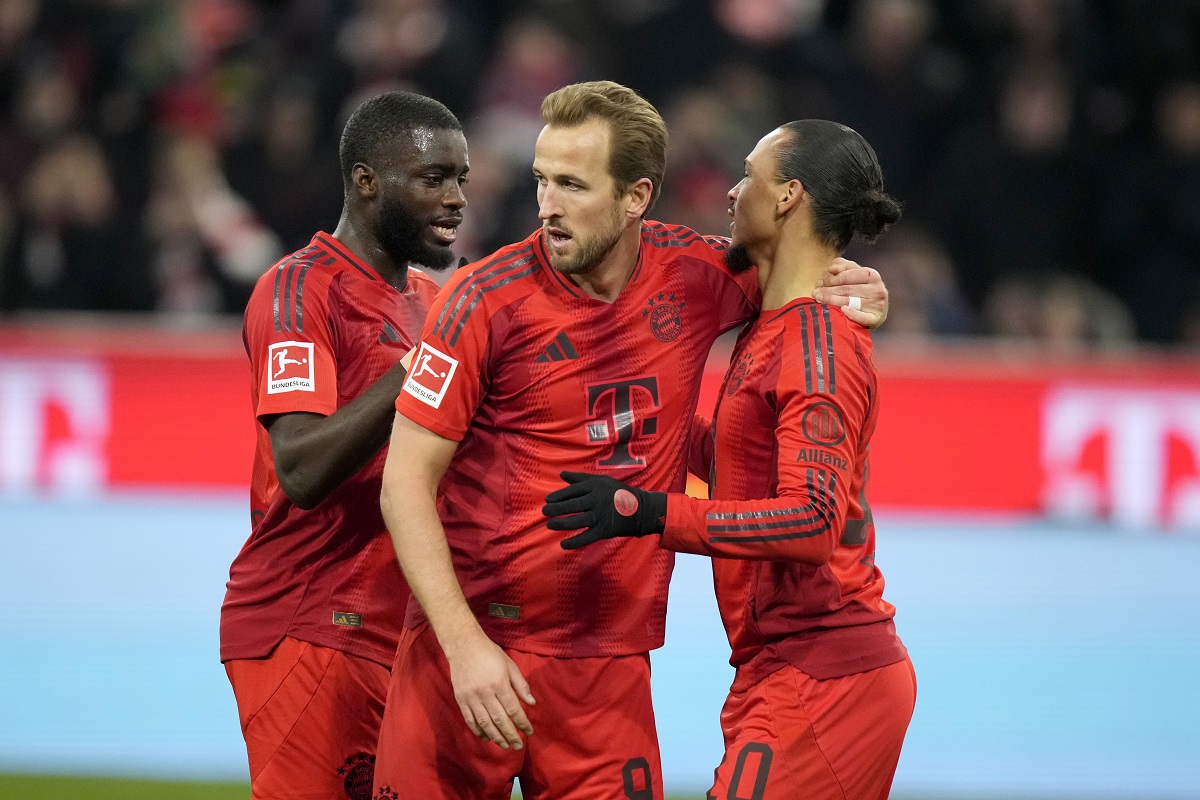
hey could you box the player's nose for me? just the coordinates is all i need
[444,180,466,208]
[538,185,562,221]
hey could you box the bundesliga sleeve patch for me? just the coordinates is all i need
[402,341,459,408]
[267,341,315,394]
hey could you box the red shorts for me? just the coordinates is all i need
[225,635,391,800]
[373,623,663,800]
[709,658,916,800]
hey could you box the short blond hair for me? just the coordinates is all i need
[541,81,668,213]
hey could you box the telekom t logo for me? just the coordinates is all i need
[0,359,110,494]
[585,377,660,468]
[1042,387,1200,529]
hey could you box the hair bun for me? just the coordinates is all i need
[851,190,902,241]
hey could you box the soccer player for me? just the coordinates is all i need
[543,120,915,800]
[220,91,469,800]
[373,82,888,800]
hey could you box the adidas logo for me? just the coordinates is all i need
[535,331,579,362]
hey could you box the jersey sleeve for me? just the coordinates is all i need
[661,323,868,563]
[701,235,761,333]
[245,269,338,421]
[686,413,714,482]
[394,275,493,442]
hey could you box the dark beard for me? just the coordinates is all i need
[724,243,755,274]
[375,194,456,271]
[545,209,624,277]
[550,227,623,276]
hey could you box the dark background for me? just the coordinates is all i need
[1,0,1197,348]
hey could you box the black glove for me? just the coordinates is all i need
[543,471,667,550]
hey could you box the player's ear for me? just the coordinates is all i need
[624,177,654,220]
[777,179,804,216]
[352,163,377,199]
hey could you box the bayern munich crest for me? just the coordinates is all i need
[726,352,755,396]
[643,292,685,343]
[337,752,375,800]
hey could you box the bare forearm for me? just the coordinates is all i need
[271,362,408,508]
[380,416,485,653]
[383,487,482,649]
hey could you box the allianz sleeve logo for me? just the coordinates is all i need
[403,341,460,408]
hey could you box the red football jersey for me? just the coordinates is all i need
[221,232,439,667]
[664,299,908,681]
[395,222,759,657]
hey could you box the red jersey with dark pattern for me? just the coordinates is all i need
[395,222,759,657]
[663,298,908,682]
[221,232,438,667]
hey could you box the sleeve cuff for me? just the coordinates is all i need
[661,494,707,555]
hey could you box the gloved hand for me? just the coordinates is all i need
[543,471,667,550]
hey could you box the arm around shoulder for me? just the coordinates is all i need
[813,257,889,329]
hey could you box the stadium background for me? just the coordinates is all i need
[1,0,1198,798]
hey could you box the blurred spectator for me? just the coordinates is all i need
[143,134,278,318]
[821,0,966,202]
[335,0,488,116]
[450,140,535,264]
[657,87,742,236]
[223,78,343,252]
[1180,297,1200,351]
[657,66,781,237]
[159,135,282,298]
[714,0,826,49]
[848,225,976,339]
[2,133,147,311]
[982,272,1040,344]
[459,14,586,252]
[0,0,1193,350]
[472,16,584,165]
[983,271,1135,352]
[0,0,38,100]
[978,0,1083,59]
[1094,79,1200,342]
[928,59,1086,308]
[0,46,78,197]
[710,61,784,166]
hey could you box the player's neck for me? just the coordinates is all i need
[758,231,838,311]
[566,223,642,303]
[332,217,409,290]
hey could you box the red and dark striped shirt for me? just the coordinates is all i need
[395,222,759,657]
[664,298,908,682]
[221,232,439,667]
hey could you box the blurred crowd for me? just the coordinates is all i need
[0,0,1197,349]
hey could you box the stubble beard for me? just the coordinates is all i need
[545,209,625,277]
[375,194,456,272]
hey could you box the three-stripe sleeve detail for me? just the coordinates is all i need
[797,304,836,394]
[433,247,537,346]
[271,246,329,333]
[706,469,837,543]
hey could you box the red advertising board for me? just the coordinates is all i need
[0,322,253,492]
[2,321,1199,530]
